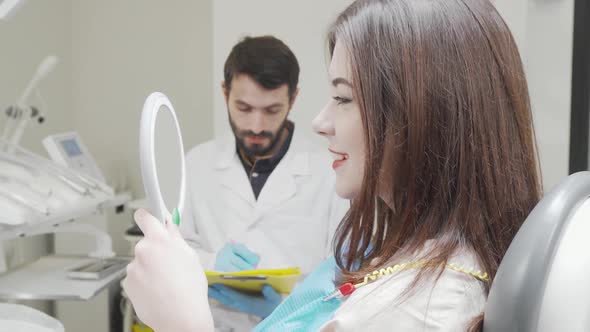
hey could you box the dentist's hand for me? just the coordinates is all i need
[122,209,214,332]
[208,284,282,318]
[214,242,260,272]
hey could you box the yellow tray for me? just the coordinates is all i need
[205,267,301,294]
[132,323,153,332]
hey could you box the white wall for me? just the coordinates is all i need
[494,0,529,57]
[212,0,355,144]
[71,0,214,199]
[525,0,575,191]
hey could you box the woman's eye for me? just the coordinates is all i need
[333,96,352,105]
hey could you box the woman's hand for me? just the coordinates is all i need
[122,209,214,332]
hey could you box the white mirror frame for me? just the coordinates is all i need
[139,92,186,223]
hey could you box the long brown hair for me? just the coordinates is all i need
[329,0,542,328]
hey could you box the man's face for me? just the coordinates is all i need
[224,74,296,157]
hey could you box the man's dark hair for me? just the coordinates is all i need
[224,35,300,100]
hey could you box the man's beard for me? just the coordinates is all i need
[229,116,288,159]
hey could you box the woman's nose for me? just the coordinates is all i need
[312,103,335,137]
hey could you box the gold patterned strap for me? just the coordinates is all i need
[355,259,489,288]
[445,262,489,281]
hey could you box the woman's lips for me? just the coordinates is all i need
[329,148,348,170]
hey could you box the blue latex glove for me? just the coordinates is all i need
[208,284,282,318]
[214,242,260,272]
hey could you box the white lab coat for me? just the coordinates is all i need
[319,245,487,331]
[180,128,349,331]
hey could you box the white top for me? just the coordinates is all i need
[320,248,486,331]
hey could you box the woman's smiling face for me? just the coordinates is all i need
[312,40,365,199]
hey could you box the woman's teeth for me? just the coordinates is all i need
[331,152,347,161]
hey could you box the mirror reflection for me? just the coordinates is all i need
[153,104,183,220]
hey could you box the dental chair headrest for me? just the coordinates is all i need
[484,171,590,332]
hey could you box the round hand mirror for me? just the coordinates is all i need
[139,92,186,224]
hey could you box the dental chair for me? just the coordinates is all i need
[484,171,590,332]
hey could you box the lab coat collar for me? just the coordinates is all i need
[214,134,237,170]
[214,125,311,208]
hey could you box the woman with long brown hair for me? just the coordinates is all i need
[123,0,541,331]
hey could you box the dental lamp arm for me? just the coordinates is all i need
[4,56,58,148]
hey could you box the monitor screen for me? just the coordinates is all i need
[61,138,82,157]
